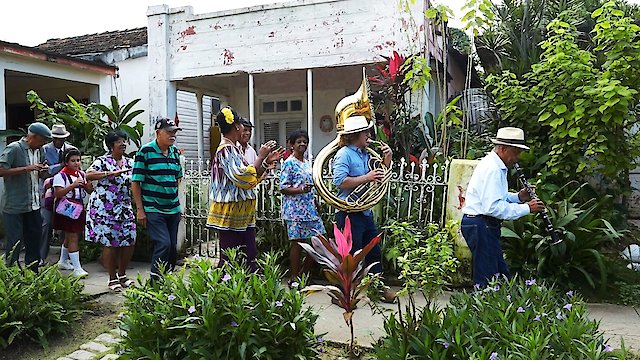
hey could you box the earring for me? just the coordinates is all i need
[235,127,240,131]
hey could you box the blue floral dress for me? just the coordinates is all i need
[85,154,136,247]
[279,156,326,240]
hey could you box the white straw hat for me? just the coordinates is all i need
[490,127,529,150]
[339,116,374,135]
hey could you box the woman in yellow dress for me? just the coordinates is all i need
[206,106,283,270]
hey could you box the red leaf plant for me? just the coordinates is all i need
[299,216,381,356]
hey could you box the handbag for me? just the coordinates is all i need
[55,173,85,220]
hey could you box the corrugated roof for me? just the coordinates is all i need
[36,27,147,56]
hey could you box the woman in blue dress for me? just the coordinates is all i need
[279,130,325,282]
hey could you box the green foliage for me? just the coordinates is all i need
[0,261,87,349]
[616,282,640,306]
[383,221,459,303]
[26,91,145,157]
[375,276,625,359]
[118,252,320,359]
[501,183,624,290]
[485,5,640,197]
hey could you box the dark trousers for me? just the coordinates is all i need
[147,212,181,277]
[40,208,53,260]
[218,228,257,272]
[335,211,383,274]
[4,210,43,271]
[461,215,510,287]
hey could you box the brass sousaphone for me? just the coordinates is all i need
[312,69,392,212]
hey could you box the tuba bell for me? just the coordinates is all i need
[312,68,392,212]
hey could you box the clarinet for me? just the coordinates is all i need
[513,163,562,245]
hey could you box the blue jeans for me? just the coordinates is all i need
[147,212,181,277]
[4,210,42,271]
[335,211,383,274]
[461,215,510,287]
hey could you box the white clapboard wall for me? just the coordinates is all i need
[176,90,217,160]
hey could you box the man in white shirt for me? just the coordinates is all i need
[461,127,545,287]
[238,118,258,164]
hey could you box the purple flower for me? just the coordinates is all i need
[189,317,196,322]
[317,337,324,343]
[566,290,574,297]
[473,284,481,291]
[506,295,511,301]
[493,285,500,292]
[442,341,450,349]
[526,279,536,286]
[222,274,231,282]
[275,301,283,307]
[193,254,201,260]
[290,281,299,288]
[556,312,564,320]
[517,307,525,313]
[118,312,125,319]
[604,344,613,352]
[231,321,238,327]
[168,295,176,301]
[206,268,213,275]
[494,273,501,278]
[188,306,196,314]
[119,349,125,355]
[563,303,573,311]
[490,352,498,360]
[534,315,541,321]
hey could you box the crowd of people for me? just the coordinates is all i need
[1,106,399,303]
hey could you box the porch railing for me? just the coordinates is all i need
[181,157,450,257]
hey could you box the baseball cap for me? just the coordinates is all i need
[240,117,253,128]
[155,118,182,132]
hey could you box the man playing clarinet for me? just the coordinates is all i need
[461,127,546,287]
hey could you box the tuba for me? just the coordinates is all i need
[312,68,392,212]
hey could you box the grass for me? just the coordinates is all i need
[0,300,120,360]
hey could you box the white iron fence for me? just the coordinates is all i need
[181,158,450,257]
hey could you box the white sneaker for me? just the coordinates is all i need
[72,268,89,278]
[57,260,74,270]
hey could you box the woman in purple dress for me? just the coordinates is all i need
[85,130,136,292]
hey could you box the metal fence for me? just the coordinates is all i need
[181,157,450,257]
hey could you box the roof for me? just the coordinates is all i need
[36,27,147,56]
[0,40,117,75]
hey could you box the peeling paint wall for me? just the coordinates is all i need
[148,0,424,80]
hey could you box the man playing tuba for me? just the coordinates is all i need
[332,115,397,303]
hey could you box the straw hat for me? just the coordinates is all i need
[51,124,70,139]
[490,127,529,150]
[339,116,373,135]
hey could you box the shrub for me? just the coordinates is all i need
[376,276,625,359]
[383,220,459,302]
[0,261,87,349]
[118,252,321,359]
[502,183,624,291]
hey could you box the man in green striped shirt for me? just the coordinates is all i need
[132,118,183,279]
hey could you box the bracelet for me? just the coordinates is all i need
[261,159,269,169]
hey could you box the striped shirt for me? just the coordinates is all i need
[132,140,183,214]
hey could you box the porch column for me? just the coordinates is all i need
[248,73,255,146]
[0,66,6,148]
[307,69,313,160]
[147,5,177,139]
[196,92,204,162]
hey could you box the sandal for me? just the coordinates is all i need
[117,274,134,288]
[108,279,123,292]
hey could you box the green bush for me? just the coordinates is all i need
[376,276,626,359]
[383,221,459,302]
[501,183,623,291]
[118,252,321,359]
[0,261,87,349]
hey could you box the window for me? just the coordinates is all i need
[263,122,280,143]
[260,99,303,115]
[290,100,303,111]
[263,101,275,113]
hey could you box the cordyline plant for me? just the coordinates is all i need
[299,216,381,357]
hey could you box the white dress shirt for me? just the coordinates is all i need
[27,148,41,210]
[239,142,258,164]
[462,151,530,220]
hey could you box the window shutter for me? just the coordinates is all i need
[285,121,303,139]
[263,122,280,143]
